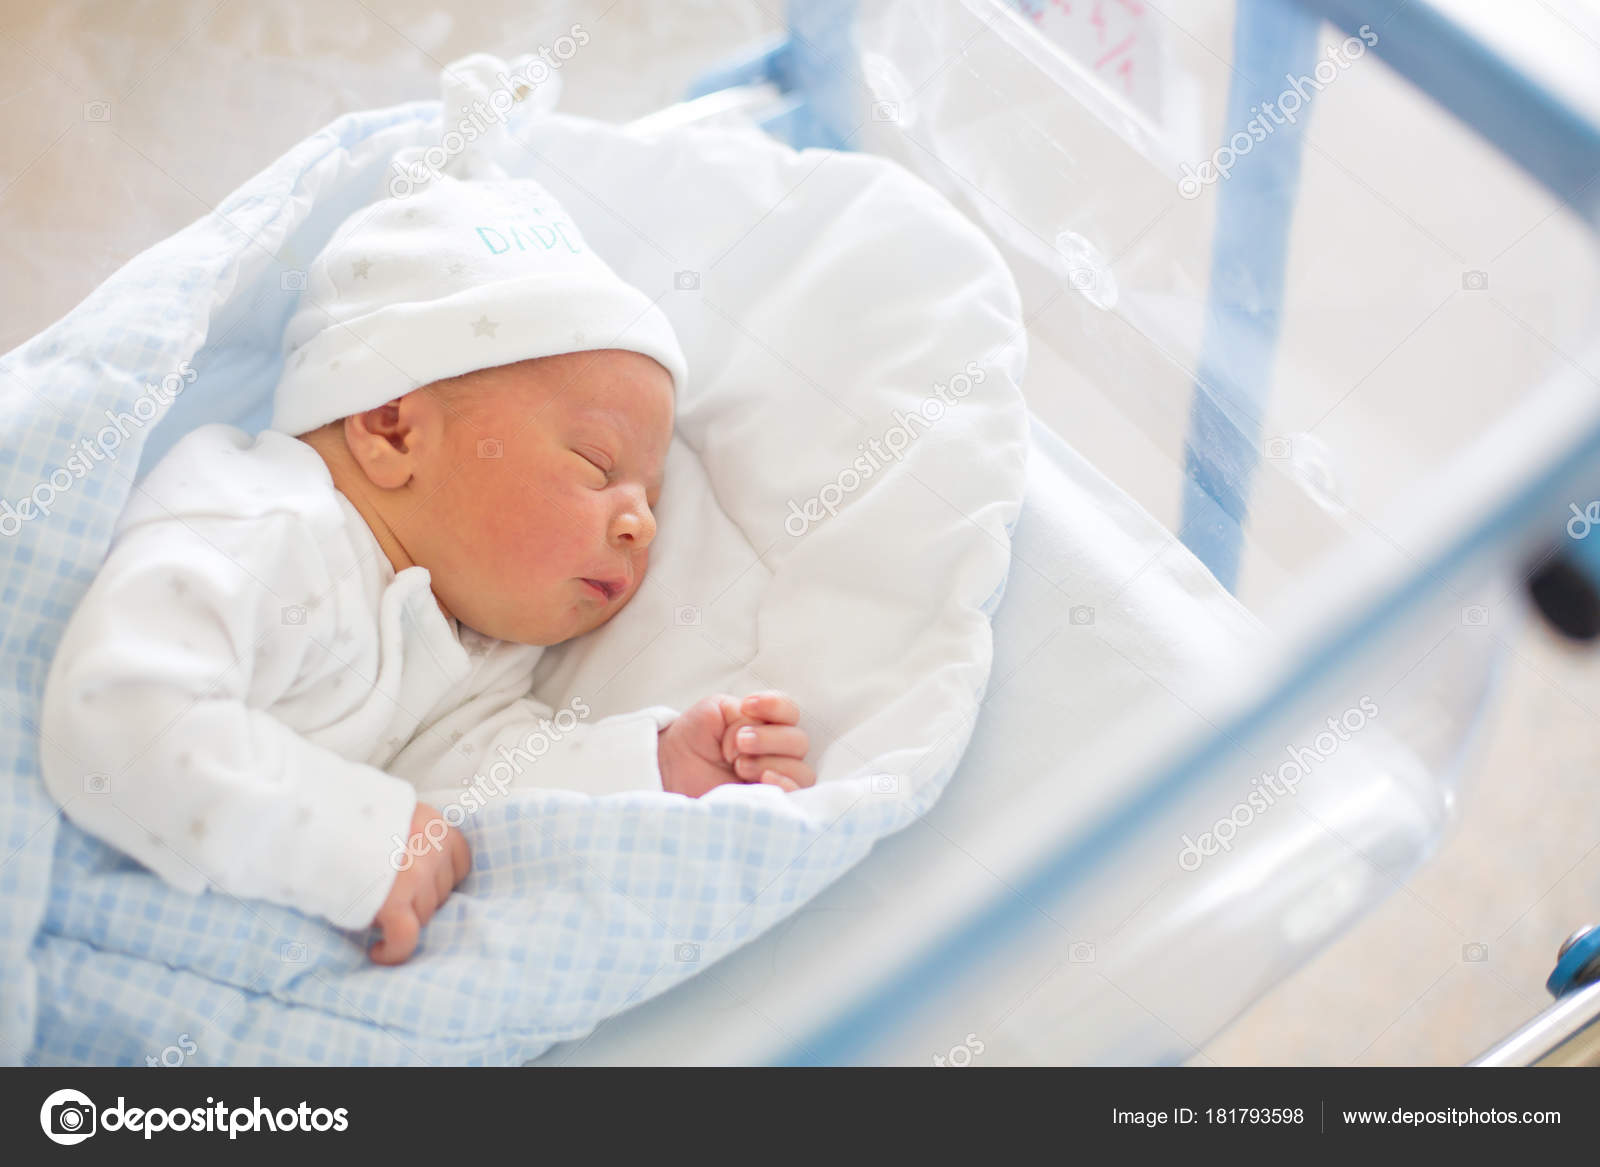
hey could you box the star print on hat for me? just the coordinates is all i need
[269,60,686,436]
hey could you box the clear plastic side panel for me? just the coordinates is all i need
[856,0,1600,607]
[748,524,1531,1064]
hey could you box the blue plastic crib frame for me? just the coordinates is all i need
[690,0,1600,1062]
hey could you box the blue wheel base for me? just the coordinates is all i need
[1546,927,1600,997]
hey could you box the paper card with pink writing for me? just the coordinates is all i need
[1009,0,1164,119]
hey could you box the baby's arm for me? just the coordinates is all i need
[395,687,813,801]
[40,509,416,932]
[391,686,679,800]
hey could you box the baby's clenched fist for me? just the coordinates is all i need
[658,691,814,798]
[369,801,470,965]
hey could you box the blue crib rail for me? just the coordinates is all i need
[1179,0,1320,591]
[1306,0,1600,222]
[684,0,859,150]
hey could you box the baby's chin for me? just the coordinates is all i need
[438,572,636,645]
[461,602,621,648]
[569,601,624,639]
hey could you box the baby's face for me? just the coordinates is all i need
[410,350,673,646]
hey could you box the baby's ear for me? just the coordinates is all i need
[343,393,442,489]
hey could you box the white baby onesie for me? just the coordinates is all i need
[39,423,676,932]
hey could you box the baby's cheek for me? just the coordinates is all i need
[516,507,590,575]
[494,478,610,580]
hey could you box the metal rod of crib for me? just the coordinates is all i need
[1474,979,1600,1067]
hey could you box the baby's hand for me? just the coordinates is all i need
[369,802,471,965]
[658,691,815,798]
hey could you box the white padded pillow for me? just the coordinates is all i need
[509,115,1032,816]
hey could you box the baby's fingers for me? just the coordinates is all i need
[720,720,754,766]
[370,905,420,966]
[718,695,756,765]
[759,770,800,793]
[735,754,815,787]
[734,724,807,760]
[741,691,799,725]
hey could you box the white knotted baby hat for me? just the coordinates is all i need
[270,52,687,436]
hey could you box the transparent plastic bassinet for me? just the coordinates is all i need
[528,0,1600,1064]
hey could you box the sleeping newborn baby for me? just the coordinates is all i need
[39,172,814,965]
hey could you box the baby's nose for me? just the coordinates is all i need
[611,503,656,548]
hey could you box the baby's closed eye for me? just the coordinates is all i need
[572,448,610,480]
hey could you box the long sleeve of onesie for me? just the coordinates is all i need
[40,425,682,932]
[380,615,676,801]
[391,675,678,804]
[39,499,418,932]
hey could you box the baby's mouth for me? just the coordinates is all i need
[580,578,620,602]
